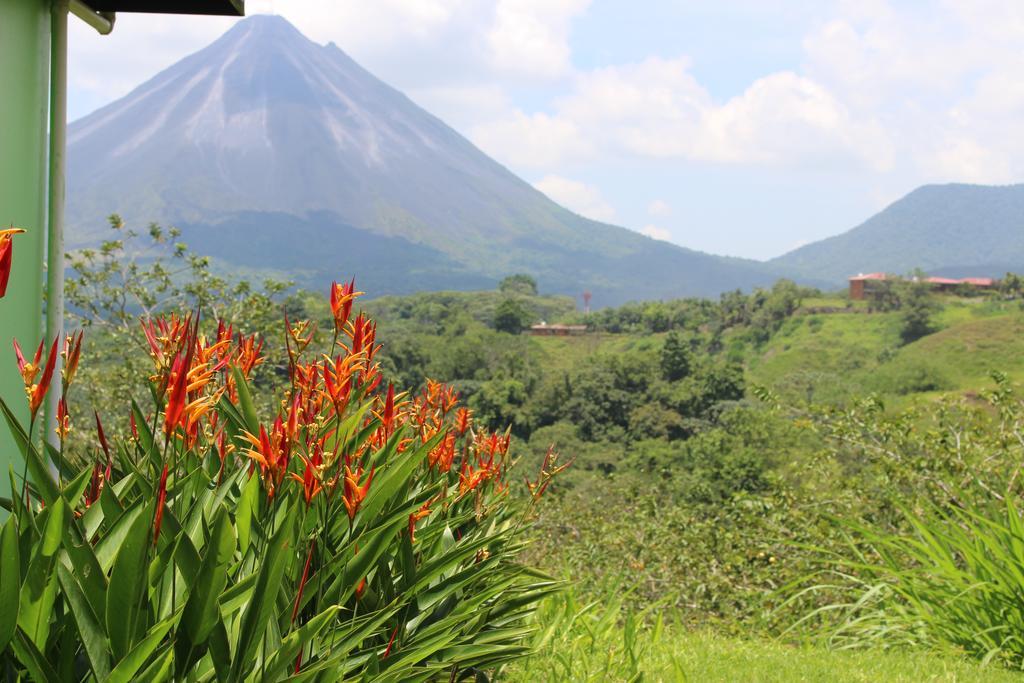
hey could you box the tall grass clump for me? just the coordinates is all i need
[0,269,568,681]
[799,498,1024,669]
[505,584,684,682]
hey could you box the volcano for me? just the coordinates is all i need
[67,14,779,304]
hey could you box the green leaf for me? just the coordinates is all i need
[11,627,60,683]
[231,367,260,435]
[178,507,236,669]
[131,398,156,463]
[261,605,340,679]
[60,466,92,510]
[107,498,154,661]
[228,499,297,682]
[57,562,112,680]
[208,619,233,683]
[236,471,260,556]
[358,441,434,526]
[94,499,146,572]
[107,616,176,683]
[136,644,175,682]
[58,527,108,629]
[0,396,60,507]
[0,514,21,651]
[18,496,67,648]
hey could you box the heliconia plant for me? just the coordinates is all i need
[0,226,24,299]
[0,277,568,682]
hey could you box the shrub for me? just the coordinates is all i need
[0,279,567,681]
[498,274,538,296]
[493,298,532,334]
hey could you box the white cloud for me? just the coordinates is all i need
[68,0,586,118]
[798,0,1024,184]
[486,0,590,79]
[69,14,237,106]
[647,199,672,217]
[533,175,616,222]
[471,57,891,170]
[639,224,672,241]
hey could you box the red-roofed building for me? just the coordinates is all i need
[848,273,889,300]
[926,276,996,292]
[849,272,998,299]
[958,277,996,287]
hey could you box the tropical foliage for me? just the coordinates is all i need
[0,267,567,681]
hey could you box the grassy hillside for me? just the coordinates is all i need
[748,297,1024,404]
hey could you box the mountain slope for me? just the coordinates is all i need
[66,14,781,305]
[771,183,1024,283]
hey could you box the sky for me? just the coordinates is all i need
[67,0,1024,261]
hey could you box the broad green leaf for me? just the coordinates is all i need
[130,398,156,463]
[59,526,108,626]
[18,496,67,648]
[0,397,60,507]
[236,472,260,555]
[231,367,260,436]
[94,499,146,572]
[179,507,236,669]
[60,467,92,510]
[215,394,247,436]
[107,616,176,683]
[0,514,21,650]
[208,619,233,683]
[11,627,60,683]
[136,645,175,682]
[228,500,297,682]
[260,605,340,680]
[107,498,153,661]
[57,562,112,680]
[357,441,433,527]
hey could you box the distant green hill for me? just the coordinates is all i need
[770,183,1024,283]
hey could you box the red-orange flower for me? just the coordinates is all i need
[329,278,362,332]
[0,227,25,299]
[241,418,291,500]
[13,335,59,423]
[321,354,357,416]
[61,330,84,390]
[290,449,324,506]
[83,460,105,510]
[454,407,473,436]
[342,462,375,520]
[428,431,457,472]
[12,338,42,388]
[55,398,71,441]
[162,352,189,438]
[408,497,434,542]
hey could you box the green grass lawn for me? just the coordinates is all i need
[508,629,1024,682]
[502,590,1024,683]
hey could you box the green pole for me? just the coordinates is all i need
[0,0,51,505]
[44,0,69,460]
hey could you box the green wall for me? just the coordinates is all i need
[0,0,51,504]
